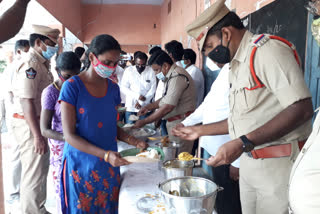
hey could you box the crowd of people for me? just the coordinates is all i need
[0,0,320,214]
[0,22,207,214]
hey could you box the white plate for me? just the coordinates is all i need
[123,156,160,163]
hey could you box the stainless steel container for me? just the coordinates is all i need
[162,160,194,179]
[155,141,181,162]
[159,176,223,214]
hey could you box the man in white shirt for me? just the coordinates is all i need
[181,49,204,107]
[109,65,126,121]
[173,63,242,214]
[121,51,157,124]
[288,1,320,213]
[114,65,125,104]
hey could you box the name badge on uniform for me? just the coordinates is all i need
[146,80,150,83]
[26,68,37,79]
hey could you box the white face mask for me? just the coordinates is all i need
[205,57,220,71]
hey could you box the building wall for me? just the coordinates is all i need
[121,45,149,54]
[36,0,83,41]
[81,4,161,46]
[159,0,277,66]
[227,0,276,17]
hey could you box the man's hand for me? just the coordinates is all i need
[16,0,30,7]
[138,106,149,116]
[171,123,185,136]
[132,120,146,129]
[135,102,142,110]
[139,95,146,102]
[229,165,239,181]
[34,136,48,155]
[154,120,161,128]
[172,126,200,141]
[206,138,243,167]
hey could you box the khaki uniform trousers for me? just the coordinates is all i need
[166,118,194,154]
[11,118,49,214]
[239,143,300,214]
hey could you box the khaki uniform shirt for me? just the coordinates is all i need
[229,31,312,149]
[289,109,320,213]
[159,64,196,120]
[12,48,53,117]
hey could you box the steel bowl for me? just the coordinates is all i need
[123,127,156,142]
[162,160,194,180]
[155,142,181,162]
[159,176,223,214]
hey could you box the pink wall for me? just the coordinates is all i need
[160,0,277,67]
[160,0,203,50]
[36,0,277,55]
[81,4,161,46]
[121,45,149,54]
[36,0,83,41]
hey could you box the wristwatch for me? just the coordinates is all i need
[240,135,255,152]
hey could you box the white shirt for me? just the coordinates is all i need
[185,64,204,107]
[289,110,320,213]
[182,64,239,168]
[115,65,125,103]
[121,65,157,112]
[154,61,183,101]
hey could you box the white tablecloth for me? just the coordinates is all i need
[117,140,217,214]
[118,140,166,214]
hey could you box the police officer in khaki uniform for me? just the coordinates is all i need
[177,1,314,213]
[288,1,320,213]
[11,25,60,214]
[133,50,196,154]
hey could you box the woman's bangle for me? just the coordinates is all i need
[104,151,110,162]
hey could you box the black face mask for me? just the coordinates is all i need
[136,65,146,73]
[208,37,231,64]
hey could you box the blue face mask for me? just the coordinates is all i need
[42,42,58,60]
[156,71,166,81]
[181,60,187,69]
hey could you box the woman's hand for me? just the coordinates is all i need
[134,139,149,150]
[107,151,131,167]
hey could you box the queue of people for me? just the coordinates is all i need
[1,0,320,213]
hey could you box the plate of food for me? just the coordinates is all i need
[123,127,156,141]
[120,147,165,163]
[128,114,139,121]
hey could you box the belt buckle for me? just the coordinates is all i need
[246,151,253,158]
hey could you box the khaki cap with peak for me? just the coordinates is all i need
[32,24,60,44]
[186,0,230,51]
